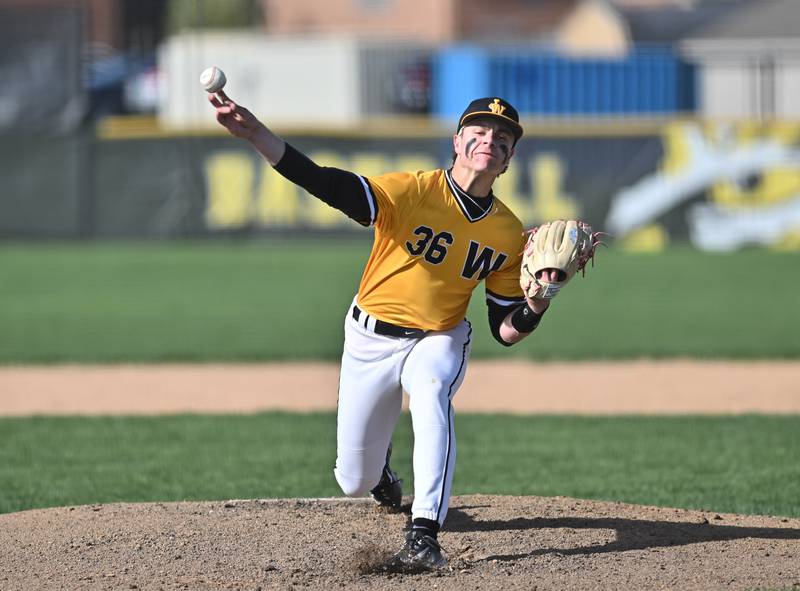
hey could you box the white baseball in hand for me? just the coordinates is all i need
[200,66,226,93]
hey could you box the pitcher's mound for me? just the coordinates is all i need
[2,495,799,590]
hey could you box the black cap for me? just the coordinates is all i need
[457,97,523,141]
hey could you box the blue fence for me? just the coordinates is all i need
[434,45,695,120]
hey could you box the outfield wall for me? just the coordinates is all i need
[2,119,800,251]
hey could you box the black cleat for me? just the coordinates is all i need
[369,444,403,509]
[388,530,447,571]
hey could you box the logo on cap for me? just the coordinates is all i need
[488,99,507,116]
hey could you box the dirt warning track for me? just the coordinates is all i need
[2,360,800,416]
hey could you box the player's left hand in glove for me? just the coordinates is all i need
[520,219,604,300]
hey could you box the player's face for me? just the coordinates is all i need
[454,119,515,175]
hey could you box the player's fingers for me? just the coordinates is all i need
[209,96,235,117]
[217,90,238,109]
[208,94,228,109]
[536,268,558,281]
[213,100,236,115]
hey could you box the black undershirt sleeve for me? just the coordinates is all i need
[487,298,546,346]
[273,143,376,226]
[487,299,516,347]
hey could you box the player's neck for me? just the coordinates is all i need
[449,164,496,198]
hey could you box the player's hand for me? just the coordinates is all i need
[209,91,262,141]
[525,269,557,314]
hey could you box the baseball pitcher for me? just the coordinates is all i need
[209,90,600,571]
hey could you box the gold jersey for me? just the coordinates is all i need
[357,168,526,331]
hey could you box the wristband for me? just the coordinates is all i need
[510,303,544,333]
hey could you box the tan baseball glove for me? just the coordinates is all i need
[520,219,602,300]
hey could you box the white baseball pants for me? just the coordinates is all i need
[333,300,472,526]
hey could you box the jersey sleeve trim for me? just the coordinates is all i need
[485,288,525,308]
[357,175,378,226]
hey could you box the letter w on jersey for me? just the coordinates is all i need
[461,241,508,280]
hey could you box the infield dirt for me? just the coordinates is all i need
[2,360,800,590]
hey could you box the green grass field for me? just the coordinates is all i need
[0,240,798,363]
[1,242,798,520]
[2,413,799,517]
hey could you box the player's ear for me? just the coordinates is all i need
[500,146,514,175]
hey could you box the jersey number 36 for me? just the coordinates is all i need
[405,225,508,280]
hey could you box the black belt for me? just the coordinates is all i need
[352,305,427,339]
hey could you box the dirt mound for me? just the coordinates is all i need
[2,495,799,591]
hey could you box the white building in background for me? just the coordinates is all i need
[158,33,434,129]
[681,0,800,121]
[159,34,362,128]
